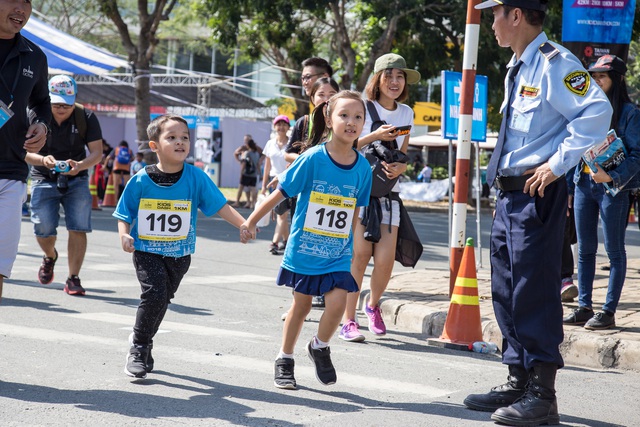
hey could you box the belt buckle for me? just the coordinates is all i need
[495,175,505,191]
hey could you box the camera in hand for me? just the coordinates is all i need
[54,161,71,173]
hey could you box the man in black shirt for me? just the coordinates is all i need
[26,75,103,296]
[0,0,51,302]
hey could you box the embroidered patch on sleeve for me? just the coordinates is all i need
[563,71,590,96]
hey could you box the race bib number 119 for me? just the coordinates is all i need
[137,198,191,241]
[303,191,355,239]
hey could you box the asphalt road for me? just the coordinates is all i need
[0,207,637,426]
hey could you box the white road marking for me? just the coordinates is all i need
[0,323,455,399]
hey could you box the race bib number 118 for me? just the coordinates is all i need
[303,191,356,239]
[137,198,191,241]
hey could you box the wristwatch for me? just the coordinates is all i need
[33,118,50,136]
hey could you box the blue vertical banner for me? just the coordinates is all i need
[562,0,636,66]
[441,71,488,142]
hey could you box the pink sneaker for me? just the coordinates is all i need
[339,320,365,342]
[364,304,386,335]
[561,277,578,302]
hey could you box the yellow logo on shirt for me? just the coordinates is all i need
[519,86,539,98]
[563,71,590,96]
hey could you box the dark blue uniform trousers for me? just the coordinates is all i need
[491,178,566,370]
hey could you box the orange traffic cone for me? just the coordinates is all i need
[89,170,101,211]
[428,237,483,351]
[102,173,117,207]
[629,206,637,224]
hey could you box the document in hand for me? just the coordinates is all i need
[582,129,627,196]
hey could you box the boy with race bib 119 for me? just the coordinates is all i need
[114,114,250,379]
[240,91,372,389]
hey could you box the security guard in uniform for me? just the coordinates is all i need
[465,0,612,425]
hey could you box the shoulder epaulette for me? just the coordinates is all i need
[539,42,560,61]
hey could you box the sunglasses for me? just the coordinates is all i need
[52,104,73,110]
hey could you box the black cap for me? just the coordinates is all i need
[588,55,627,76]
[475,0,548,11]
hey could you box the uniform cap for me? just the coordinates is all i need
[273,115,290,125]
[475,0,548,11]
[48,75,77,105]
[588,55,627,76]
[374,53,421,85]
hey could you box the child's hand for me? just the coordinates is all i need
[121,234,135,253]
[239,222,255,243]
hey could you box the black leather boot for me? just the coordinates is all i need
[464,365,528,412]
[491,363,560,426]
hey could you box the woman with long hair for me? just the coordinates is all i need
[563,55,640,330]
[341,53,421,342]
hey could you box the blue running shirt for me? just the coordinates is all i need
[113,163,227,257]
[278,144,372,275]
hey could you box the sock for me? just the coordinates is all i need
[277,350,294,360]
[604,310,614,317]
[312,336,329,349]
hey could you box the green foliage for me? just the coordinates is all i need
[432,166,448,180]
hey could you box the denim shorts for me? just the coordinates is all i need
[30,176,92,237]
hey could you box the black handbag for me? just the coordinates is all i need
[364,101,409,198]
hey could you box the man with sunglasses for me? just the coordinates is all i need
[25,75,103,296]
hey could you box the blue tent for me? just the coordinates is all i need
[22,17,128,75]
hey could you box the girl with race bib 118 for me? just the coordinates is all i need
[240,91,372,390]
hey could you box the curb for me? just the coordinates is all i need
[359,292,640,372]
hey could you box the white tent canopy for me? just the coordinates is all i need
[409,130,497,150]
[22,17,129,75]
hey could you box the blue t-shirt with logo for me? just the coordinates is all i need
[113,163,227,257]
[278,143,372,275]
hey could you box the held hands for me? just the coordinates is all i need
[121,233,135,253]
[239,223,254,244]
[589,163,613,184]
[24,123,48,153]
[524,162,560,198]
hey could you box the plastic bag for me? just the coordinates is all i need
[255,194,270,227]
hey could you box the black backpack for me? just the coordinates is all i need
[243,154,256,175]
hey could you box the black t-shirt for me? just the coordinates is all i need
[285,116,308,155]
[31,107,103,181]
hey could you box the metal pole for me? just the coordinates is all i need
[448,0,482,295]
[448,139,453,250]
[474,141,483,268]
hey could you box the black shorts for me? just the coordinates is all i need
[241,175,257,187]
[113,170,130,176]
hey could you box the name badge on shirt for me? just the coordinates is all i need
[303,191,356,239]
[137,198,191,241]
[0,99,14,130]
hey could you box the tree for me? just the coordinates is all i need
[96,0,179,151]
[200,0,462,114]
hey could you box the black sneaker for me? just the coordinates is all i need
[146,341,154,373]
[125,345,150,379]
[269,242,279,255]
[129,333,154,372]
[64,275,85,296]
[311,295,325,308]
[306,339,336,385]
[584,311,616,330]
[274,358,296,389]
[38,249,58,285]
[562,307,594,325]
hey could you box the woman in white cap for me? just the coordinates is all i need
[563,55,640,330]
[341,53,422,342]
[262,115,291,254]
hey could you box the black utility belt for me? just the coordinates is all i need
[494,174,533,192]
